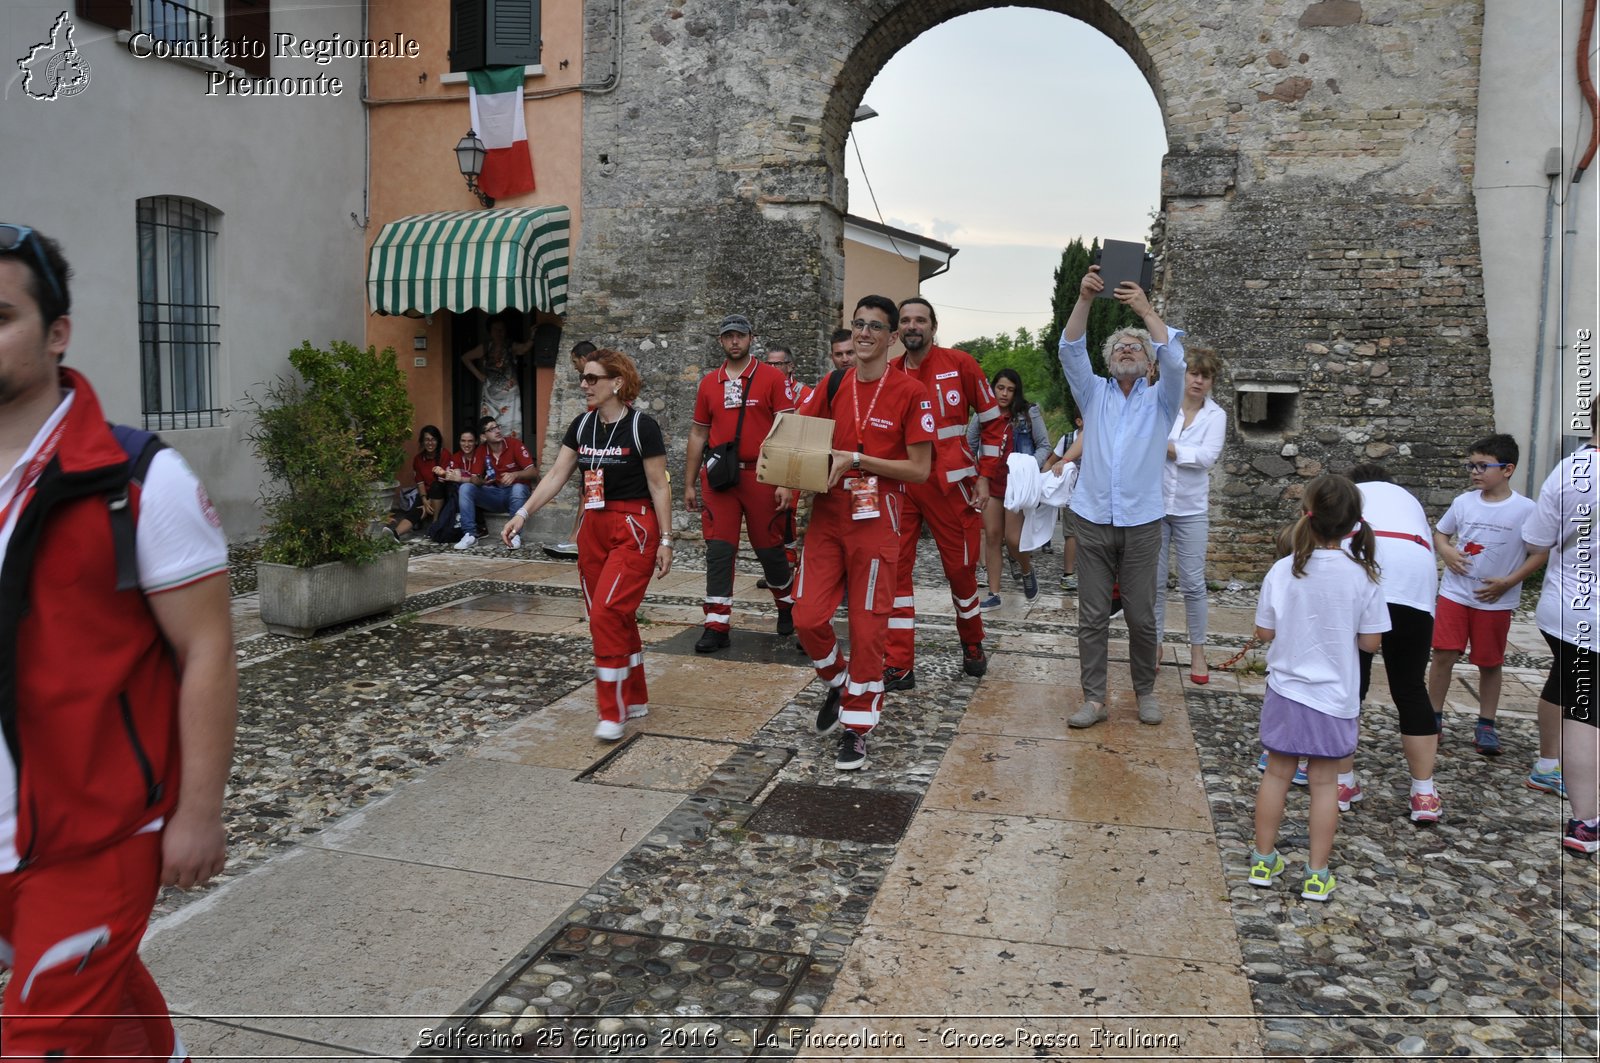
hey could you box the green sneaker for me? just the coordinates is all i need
[1248,851,1285,887]
[1300,869,1337,902]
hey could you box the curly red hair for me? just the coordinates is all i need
[585,348,643,404]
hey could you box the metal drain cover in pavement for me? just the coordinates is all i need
[438,924,807,1057]
[745,782,921,845]
[650,621,847,664]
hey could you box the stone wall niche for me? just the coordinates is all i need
[1234,381,1300,440]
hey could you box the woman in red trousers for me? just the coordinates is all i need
[503,349,673,739]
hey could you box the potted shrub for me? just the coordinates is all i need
[248,340,415,637]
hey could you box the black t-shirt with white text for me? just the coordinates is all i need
[561,408,666,501]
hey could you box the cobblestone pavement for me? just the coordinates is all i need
[166,540,1596,1059]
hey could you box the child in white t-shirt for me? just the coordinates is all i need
[1250,475,1390,902]
[1425,434,1546,756]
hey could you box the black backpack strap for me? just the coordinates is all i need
[107,424,166,593]
[825,368,846,408]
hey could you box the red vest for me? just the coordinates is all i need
[0,369,181,868]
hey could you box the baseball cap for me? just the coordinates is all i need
[718,314,753,335]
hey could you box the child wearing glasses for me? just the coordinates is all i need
[1426,434,1546,760]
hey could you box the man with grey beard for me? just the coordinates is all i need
[1058,265,1186,728]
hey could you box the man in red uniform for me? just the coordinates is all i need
[828,327,857,372]
[764,345,807,405]
[788,295,933,769]
[0,225,237,1060]
[883,297,1005,687]
[455,416,539,550]
[684,314,797,651]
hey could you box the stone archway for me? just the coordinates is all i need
[568,0,1490,571]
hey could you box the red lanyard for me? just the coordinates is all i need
[850,371,888,452]
[0,417,68,533]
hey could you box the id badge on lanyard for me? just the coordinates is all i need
[583,469,606,509]
[845,475,880,520]
[723,376,745,409]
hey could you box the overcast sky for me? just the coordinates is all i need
[845,7,1169,347]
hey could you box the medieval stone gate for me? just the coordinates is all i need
[562,0,1491,576]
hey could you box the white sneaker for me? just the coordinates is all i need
[510,534,523,549]
[595,719,625,741]
[627,705,649,719]
[453,534,477,551]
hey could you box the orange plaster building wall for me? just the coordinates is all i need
[363,1,586,471]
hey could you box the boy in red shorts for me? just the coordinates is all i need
[1426,434,1546,755]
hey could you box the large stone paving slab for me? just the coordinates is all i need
[173,1018,379,1062]
[309,758,683,886]
[583,734,741,793]
[145,848,581,1058]
[800,927,1263,1060]
[924,734,1213,831]
[639,655,815,711]
[864,807,1239,966]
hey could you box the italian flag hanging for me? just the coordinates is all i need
[467,66,536,199]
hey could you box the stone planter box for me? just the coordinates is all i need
[257,548,410,638]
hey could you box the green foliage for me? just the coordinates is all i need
[287,340,414,483]
[957,327,1053,406]
[1041,237,1139,420]
[247,340,414,567]
[1043,407,1077,446]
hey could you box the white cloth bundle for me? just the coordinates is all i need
[1004,452,1078,553]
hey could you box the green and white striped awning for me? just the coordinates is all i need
[366,206,570,316]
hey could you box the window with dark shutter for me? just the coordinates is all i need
[450,0,540,72]
[223,0,270,77]
[77,0,133,32]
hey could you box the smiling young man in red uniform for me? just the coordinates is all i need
[684,314,797,651]
[883,297,1005,687]
[0,225,237,1060]
[787,295,933,770]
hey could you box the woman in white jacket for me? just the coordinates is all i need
[1156,347,1227,683]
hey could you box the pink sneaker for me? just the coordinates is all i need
[1337,781,1364,812]
[1409,790,1442,824]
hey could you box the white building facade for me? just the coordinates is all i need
[1476,0,1598,488]
[2,0,370,535]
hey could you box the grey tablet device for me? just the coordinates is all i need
[1091,239,1154,299]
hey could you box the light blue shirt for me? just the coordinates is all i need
[1059,328,1186,527]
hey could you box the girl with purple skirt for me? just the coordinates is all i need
[1249,475,1390,902]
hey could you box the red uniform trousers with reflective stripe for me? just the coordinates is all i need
[792,494,901,734]
[698,468,794,631]
[0,831,189,1062]
[885,480,985,670]
[579,501,659,724]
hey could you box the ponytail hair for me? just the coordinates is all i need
[1289,474,1381,583]
[1273,520,1297,560]
[1347,516,1379,582]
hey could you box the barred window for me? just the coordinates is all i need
[137,196,222,430]
[140,0,213,41]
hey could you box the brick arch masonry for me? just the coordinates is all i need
[563,0,1491,576]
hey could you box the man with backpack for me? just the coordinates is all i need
[0,224,236,1059]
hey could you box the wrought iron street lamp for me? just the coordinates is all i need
[454,129,494,208]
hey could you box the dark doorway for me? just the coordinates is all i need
[450,310,538,441]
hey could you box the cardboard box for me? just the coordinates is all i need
[757,412,836,493]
